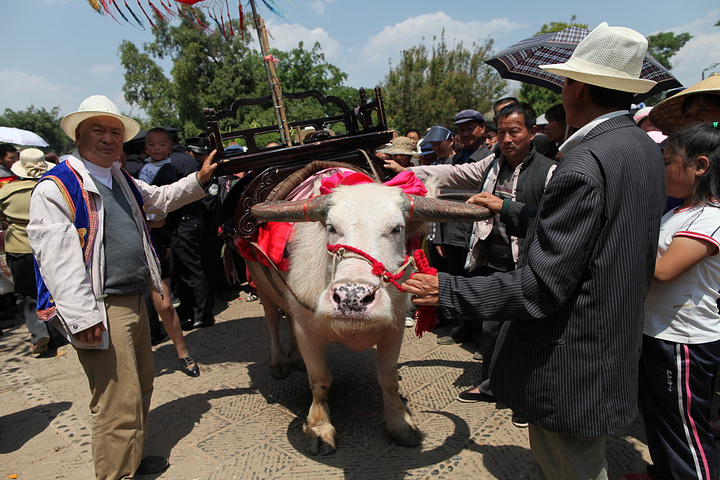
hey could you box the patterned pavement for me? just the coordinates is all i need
[0,294,654,479]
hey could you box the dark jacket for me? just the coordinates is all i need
[434,146,490,248]
[439,114,665,436]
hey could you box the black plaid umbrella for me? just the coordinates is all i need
[485,26,683,101]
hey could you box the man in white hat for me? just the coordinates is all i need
[27,95,217,480]
[404,23,666,479]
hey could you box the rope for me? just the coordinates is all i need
[356,149,382,183]
[327,243,438,337]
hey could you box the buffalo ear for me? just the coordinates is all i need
[251,195,333,223]
[405,195,492,222]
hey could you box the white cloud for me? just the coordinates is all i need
[89,65,117,78]
[265,13,526,88]
[262,20,343,59]
[663,10,720,88]
[0,69,79,115]
[310,0,335,15]
[351,13,526,87]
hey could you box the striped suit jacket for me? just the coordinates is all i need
[439,114,666,437]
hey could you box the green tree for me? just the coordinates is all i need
[643,31,692,105]
[381,33,506,133]
[0,106,73,154]
[119,9,358,139]
[647,31,692,70]
[518,19,588,117]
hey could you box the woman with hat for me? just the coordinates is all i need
[377,136,419,167]
[0,149,64,354]
[650,73,720,135]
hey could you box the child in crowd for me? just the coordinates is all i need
[635,123,720,480]
[139,128,199,377]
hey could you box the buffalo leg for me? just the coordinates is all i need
[376,328,421,447]
[257,290,292,379]
[286,315,305,371]
[296,328,336,455]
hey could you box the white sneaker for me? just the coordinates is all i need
[404,316,415,328]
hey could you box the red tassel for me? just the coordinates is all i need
[238,2,244,41]
[411,249,438,338]
[148,0,169,22]
[136,0,156,28]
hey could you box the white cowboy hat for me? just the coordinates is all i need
[11,148,53,178]
[60,95,140,142]
[540,22,656,94]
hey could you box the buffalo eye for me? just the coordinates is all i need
[327,224,337,234]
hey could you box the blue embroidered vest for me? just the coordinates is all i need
[34,161,157,321]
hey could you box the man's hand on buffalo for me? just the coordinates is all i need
[468,191,504,214]
[403,273,440,307]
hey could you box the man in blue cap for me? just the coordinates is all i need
[420,126,455,164]
[451,109,491,164]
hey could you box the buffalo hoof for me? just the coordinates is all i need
[303,424,337,455]
[386,421,422,447]
[270,359,292,379]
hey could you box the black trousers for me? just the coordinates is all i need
[171,214,212,323]
[639,334,720,480]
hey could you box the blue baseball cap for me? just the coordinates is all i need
[454,109,486,125]
[418,142,434,156]
[420,126,454,146]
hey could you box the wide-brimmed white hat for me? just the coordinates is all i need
[61,95,140,142]
[11,148,52,178]
[540,22,656,94]
[649,73,720,134]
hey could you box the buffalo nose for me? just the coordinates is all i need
[332,283,376,314]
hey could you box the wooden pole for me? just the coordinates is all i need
[250,0,292,147]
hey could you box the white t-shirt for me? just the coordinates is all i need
[644,202,720,344]
[138,158,172,221]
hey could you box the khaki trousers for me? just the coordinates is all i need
[76,294,154,480]
[527,425,608,480]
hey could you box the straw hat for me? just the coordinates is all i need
[61,95,140,142]
[11,148,52,178]
[540,22,656,94]
[378,136,418,156]
[649,73,720,134]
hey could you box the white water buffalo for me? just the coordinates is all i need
[250,182,489,454]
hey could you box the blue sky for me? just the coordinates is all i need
[1,0,719,119]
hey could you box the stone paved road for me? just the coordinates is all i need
[1,294,654,479]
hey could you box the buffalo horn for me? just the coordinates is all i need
[406,195,492,222]
[251,195,333,223]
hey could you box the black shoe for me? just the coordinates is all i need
[512,413,529,428]
[135,455,169,475]
[178,355,200,377]
[191,318,215,329]
[457,386,496,403]
[180,320,195,331]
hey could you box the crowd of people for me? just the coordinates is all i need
[1,20,720,480]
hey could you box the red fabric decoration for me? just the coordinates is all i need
[319,170,427,196]
[410,249,438,337]
[236,221,292,270]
